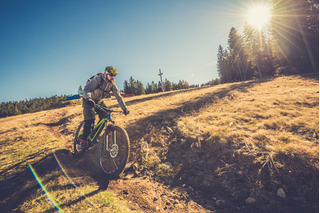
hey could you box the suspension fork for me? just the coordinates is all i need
[104,125,116,151]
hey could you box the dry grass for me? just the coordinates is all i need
[0,106,82,177]
[177,76,319,166]
[0,75,318,212]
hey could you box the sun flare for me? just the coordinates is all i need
[247,5,272,29]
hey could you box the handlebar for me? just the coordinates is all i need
[93,103,123,115]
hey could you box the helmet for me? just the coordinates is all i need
[104,66,118,76]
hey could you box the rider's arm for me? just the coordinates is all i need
[83,76,100,100]
[112,83,127,111]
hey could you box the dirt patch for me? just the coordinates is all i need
[109,175,210,212]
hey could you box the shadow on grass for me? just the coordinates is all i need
[44,114,77,127]
[122,78,266,108]
[0,149,110,212]
[0,151,59,212]
[298,72,319,80]
[0,148,52,176]
[124,78,319,213]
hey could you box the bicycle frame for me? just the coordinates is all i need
[87,105,121,144]
[87,118,108,143]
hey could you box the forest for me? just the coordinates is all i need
[0,96,67,118]
[217,0,318,83]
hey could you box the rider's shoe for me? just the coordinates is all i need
[79,140,88,150]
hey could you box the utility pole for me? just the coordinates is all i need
[158,68,164,92]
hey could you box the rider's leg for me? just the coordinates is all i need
[96,100,108,120]
[81,99,96,147]
[82,119,95,139]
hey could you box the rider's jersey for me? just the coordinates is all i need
[83,75,127,110]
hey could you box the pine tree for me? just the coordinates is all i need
[136,81,145,95]
[145,83,152,94]
[217,45,228,82]
[129,77,136,95]
[123,80,131,94]
[151,81,157,93]
[228,27,245,81]
[164,78,173,91]
[271,0,319,73]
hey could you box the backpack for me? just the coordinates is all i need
[86,73,103,85]
[85,73,110,94]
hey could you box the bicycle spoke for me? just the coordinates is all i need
[112,159,119,170]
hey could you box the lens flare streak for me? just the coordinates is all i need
[51,151,97,208]
[28,163,63,213]
[28,150,102,212]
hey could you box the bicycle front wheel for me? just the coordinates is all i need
[97,125,130,179]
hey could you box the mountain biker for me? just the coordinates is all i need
[79,66,130,149]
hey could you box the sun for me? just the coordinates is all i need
[247,4,272,29]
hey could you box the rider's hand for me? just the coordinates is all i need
[123,108,130,115]
[87,99,95,107]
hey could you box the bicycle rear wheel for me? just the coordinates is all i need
[74,121,85,155]
[97,125,130,179]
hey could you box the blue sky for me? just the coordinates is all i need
[0,0,265,103]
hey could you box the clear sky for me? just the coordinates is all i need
[0,0,267,103]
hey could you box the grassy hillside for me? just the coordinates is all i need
[0,75,318,212]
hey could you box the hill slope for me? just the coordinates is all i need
[0,75,318,212]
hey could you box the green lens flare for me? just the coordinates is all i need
[28,163,63,213]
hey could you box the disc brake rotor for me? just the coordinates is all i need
[109,144,119,158]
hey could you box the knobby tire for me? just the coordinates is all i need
[97,125,130,179]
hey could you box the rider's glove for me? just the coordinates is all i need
[123,108,130,115]
[87,99,95,107]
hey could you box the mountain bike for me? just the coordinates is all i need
[74,104,130,178]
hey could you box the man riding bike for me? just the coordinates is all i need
[80,66,129,149]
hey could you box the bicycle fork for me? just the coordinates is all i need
[104,128,119,158]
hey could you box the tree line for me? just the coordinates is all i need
[123,76,194,95]
[0,78,195,118]
[0,95,67,118]
[217,0,319,83]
